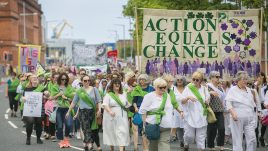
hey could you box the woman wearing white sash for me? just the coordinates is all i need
[225,71,257,151]
[182,71,210,151]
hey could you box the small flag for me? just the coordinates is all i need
[36,62,46,76]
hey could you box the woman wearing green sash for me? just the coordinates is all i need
[52,73,75,148]
[66,75,102,151]
[22,75,45,145]
[181,71,210,151]
[132,74,154,151]
[6,72,19,117]
[102,79,130,151]
[139,78,183,151]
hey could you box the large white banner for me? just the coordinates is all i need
[23,92,43,117]
[142,9,261,77]
[72,44,107,66]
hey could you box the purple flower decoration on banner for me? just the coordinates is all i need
[249,32,257,39]
[233,44,240,52]
[244,39,251,46]
[246,20,254,27]
[231,22,239,28]
[221,23,228,31]
[224,46,232,53]
[249,49,256,56]
[238,29,244,35]
[230,33,237,40]
[235,38,242,44]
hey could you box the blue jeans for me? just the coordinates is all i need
[56,107,72,140]
[74,107,80,132]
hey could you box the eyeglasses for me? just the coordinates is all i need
[158,86,166,90]
[215,76,220,79]
[114,83,121,85]
[177,79,183,82]
[83,80,90,83]
[192,78,200,82]
[61,79,67,81]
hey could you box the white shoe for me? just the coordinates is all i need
[76,132,81,139]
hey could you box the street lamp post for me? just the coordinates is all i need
[115,24,126,60]
[20,1,38,43]
[117,17,134,63]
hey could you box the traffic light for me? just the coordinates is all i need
[3,52,7,61]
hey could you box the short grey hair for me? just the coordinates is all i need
[137,74,150,84]
[153,78,167,89]
[174,75,187,87]
[209,71,220,79]
[236,71,248,81]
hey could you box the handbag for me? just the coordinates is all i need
[132,113,142,125]
[49,107,58,124]
[207,105,217,123]
[145,123,160,140]
[261,115,268,126]
[145,93,167,140]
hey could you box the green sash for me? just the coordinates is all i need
[147,93,168,124]
[187,83,208,116]
[98,88,105,99]
[169,89,179,109]
[108,92,134,117]
[15,80,30,101]
[51,85,75,115]
[8,78,20,92]
[77,88,98,130]
[131,85,148,97]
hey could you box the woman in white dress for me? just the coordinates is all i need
[225,71,257,151]
[172,75,187,147]
[102,79,130,151]
[182,71,210,151]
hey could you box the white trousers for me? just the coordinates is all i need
[230,116,256,151]
[184,122,207,150]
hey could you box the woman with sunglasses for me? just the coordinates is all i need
[206,71,225,151]
[102,79,130,151]
[181,71,210,151]
[139,77,183,151]
[51,73,76,148]
[170,75,187,147]
[225,71,257,151]
[66,75,102,151]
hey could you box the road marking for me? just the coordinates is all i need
[4,114,8,119]
[6,108,10,114]
[70,146,84,151]
[216,146,232,150]
[8,121,18,128]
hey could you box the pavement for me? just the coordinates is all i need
[0,84,268,151]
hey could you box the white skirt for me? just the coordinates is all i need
[103,106,130,146]
[171,109,184,128]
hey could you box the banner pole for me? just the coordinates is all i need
[134,7,141,71]
[259,8,265,75]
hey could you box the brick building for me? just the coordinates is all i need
[0,0,44,70]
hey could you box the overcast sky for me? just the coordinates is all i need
[39,0,131,44]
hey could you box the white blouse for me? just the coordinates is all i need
[139,92,174,128]
[182,85,210,128]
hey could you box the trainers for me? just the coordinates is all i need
[63,138,71,148]
[76,132,81,139]
[37,139,43,144]
[58,140,65,148]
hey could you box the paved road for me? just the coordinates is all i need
[0,84,267,151]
